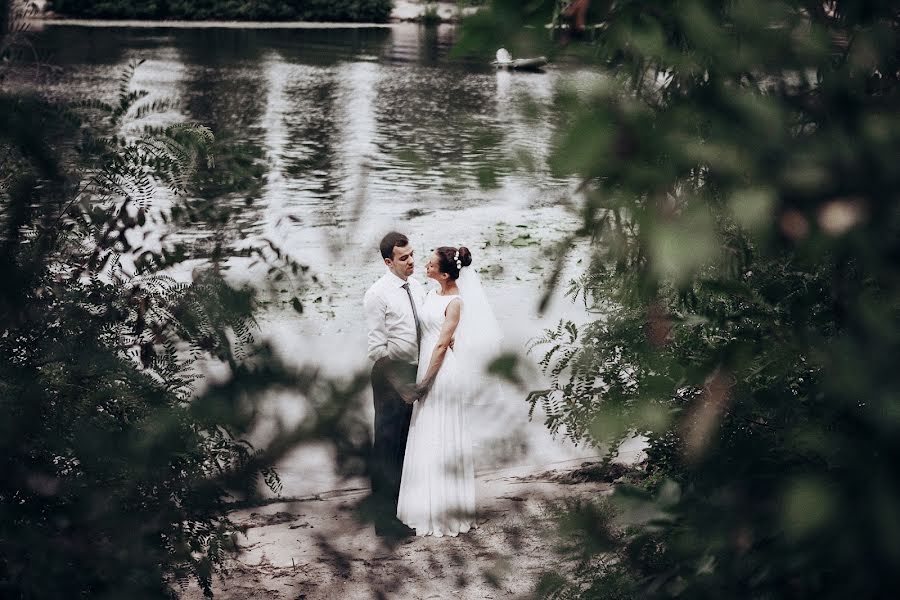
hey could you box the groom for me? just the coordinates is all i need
[363,232,423,537]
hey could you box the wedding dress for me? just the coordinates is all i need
[397,267,502,537]
[396,290,476,537]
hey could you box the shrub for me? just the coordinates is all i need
[0,49,368,600]
[463,0,900,597]
[50,0,395,22]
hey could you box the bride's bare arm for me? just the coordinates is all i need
[416,299,462,400]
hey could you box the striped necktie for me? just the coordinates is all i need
[401,282,421,349]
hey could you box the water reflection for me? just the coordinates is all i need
[258,56,383,237]
[23,23,576,231]
[280,64,342,216]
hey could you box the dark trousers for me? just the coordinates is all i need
[369,357,416,530]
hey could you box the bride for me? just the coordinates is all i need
[397,245,502,537]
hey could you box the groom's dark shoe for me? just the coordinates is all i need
[374,520,415,539]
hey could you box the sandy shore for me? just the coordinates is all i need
[182,458,636,600]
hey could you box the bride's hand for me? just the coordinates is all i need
[414,383,431,402]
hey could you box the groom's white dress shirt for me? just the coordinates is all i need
[364,271,425,364]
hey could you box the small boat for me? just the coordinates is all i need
[491,48,548,71]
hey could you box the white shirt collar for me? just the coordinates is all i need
[385,270,410,288]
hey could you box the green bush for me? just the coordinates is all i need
[296,0,393,22]
[463,0,900,598]
[0,41,368,600]
[50,0,395,22]
[163,0,302,20]
[0,80,235,599]
[50,0,164,18]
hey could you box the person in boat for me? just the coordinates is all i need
[558,0,597,43]
[562,0,590,32]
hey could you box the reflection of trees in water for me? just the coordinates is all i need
[20,24,564,239]
[14,27,173,106]
[373,65,511,194]
[373,26,567,198]
[28,26,130,65]
[281,71,343,222]
[170,28,397,235]
[263,30,393,229]
[418,24,442,65]
[385,22,457,67]
[419,24,459,66]
[175,28,268,134]
[262,27,392,66]
[170,28,271,257]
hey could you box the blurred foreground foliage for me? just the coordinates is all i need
[0,5,371,598]
[464,0,899,598]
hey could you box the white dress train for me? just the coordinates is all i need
[397,291,476,537]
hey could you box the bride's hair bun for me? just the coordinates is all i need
[435,245,472,280]
[457,246,472,268]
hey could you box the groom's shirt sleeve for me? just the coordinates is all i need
[364,285,389,362]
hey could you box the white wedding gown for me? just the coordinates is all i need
[397,290,476,537]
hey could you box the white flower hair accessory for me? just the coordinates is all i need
[454,250,463,271]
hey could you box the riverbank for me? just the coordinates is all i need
[27,1,481,27]
[181,455,645,600]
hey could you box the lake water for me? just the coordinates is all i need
[20,23,630,496]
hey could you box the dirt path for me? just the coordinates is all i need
[183,461,618,599]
